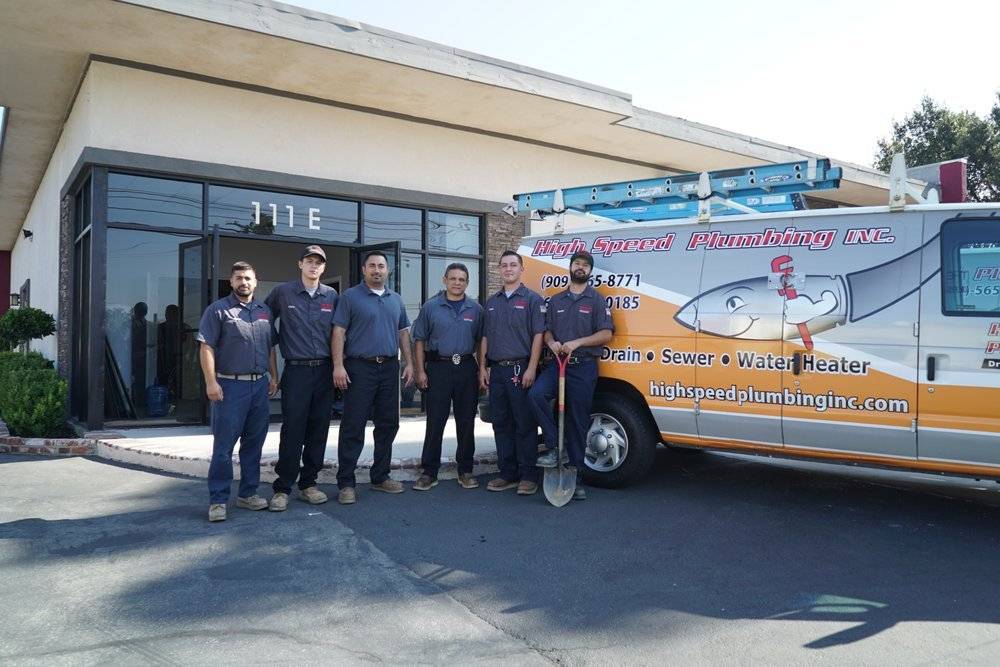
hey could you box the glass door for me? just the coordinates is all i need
[177,238,208,423]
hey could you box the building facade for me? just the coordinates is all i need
[0,1,898,430]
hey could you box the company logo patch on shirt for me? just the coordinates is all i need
[255,313,270,321]
[514,299,529,310]
[320,304,333,312]
[462,314,476,322]
[578,305,592,314]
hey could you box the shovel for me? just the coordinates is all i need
[543,353,576,507]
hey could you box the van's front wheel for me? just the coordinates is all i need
[583,393,658,488]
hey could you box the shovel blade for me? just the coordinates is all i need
[543,465,576,507]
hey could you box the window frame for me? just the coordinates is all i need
[939,217,1000,317]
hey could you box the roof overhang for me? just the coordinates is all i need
[0,0,899,251]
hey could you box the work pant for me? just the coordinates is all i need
[208,376,269,504]
[529,357,597,472]
[420,357,478,478]
[488,363,539,483]
[273,360,333,494]
[337,357,399,488]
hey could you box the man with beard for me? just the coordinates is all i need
[529,251,614,501]
[266,245,338,512]
[198,261,279,522]
[479,250,545,495]
[332,250,414,504]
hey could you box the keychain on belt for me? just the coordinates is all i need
[512,363,521,387]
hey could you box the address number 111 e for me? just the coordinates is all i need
[251,201,321,230]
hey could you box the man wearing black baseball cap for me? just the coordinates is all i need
[528,250,613,501]
[265,244,339,511]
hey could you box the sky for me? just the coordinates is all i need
[285,0,999,168]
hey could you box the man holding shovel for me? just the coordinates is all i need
[529,251,613,501]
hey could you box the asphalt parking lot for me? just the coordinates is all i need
[2,448,1000,664]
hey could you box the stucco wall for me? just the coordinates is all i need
[10,72,94,361]
[84,62,663,205]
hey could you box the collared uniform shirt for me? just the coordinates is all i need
[546,285,615,357]
[196,293,277,374]
[333,283,411,358]
[265,280,338,360]
[483,283,545,361]
[411,292,483,356]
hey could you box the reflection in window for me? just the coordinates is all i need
[427,211,479,254]
[941,220,1000,315]
[426,256,481,301]
[208,185,359,243]
[363,204,421,249]
[105,229,204,422]
[108,173,203,231]
[400,253,423,324]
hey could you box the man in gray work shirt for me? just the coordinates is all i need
[265,245,338,512]
[197,261,278,522]
[332,250,414,505]
[411,262,484,491]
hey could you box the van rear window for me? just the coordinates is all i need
[941,218,1000,316]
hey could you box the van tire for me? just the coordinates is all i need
[583,392,658,488]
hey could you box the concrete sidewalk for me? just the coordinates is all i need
[95,417,500,484]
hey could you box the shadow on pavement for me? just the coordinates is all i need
[322,447,1000,651]
[1,450,999,658]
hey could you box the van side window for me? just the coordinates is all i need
[940,218,1000,316]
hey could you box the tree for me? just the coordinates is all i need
[874,95,1000,202]
[0,307,56,354]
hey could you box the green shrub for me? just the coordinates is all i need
[0,368,68,437]
[0,351,54,409]
[0,307,56,352]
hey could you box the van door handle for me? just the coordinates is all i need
[792,351,801,376]
[927,355,936,382]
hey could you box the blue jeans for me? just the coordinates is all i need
[488,364,539,483]
[528,358,597,470]
[208,376,270,504]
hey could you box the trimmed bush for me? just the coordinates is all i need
[0,351,54,408]
[0,368,68,437]
[0,307,56,352]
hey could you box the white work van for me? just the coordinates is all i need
[506,162,1000,487]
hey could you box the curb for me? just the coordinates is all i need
[94,440,500,484]
[0,436,96,456]
[0,416,502,484]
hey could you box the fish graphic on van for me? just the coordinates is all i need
[674,237,941,343]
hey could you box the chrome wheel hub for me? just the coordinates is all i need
[585,413,628,472]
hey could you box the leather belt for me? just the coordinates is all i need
[348,356,395,364]
[427,351,475,365]
[489,358,527,368]
[217,372,266,381]
[286,358,330,366]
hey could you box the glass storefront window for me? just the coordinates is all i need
[426,256,481,301]
[108,173,203,231]
[400,253,423,324]
[363,204,421,249]
[208,185,359,243]
[104,229,204,422]
[427,211,479,254]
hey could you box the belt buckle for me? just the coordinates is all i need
[374,356,385,364]
[451,353,462,365]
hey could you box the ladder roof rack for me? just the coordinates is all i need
[513,158,842,223]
